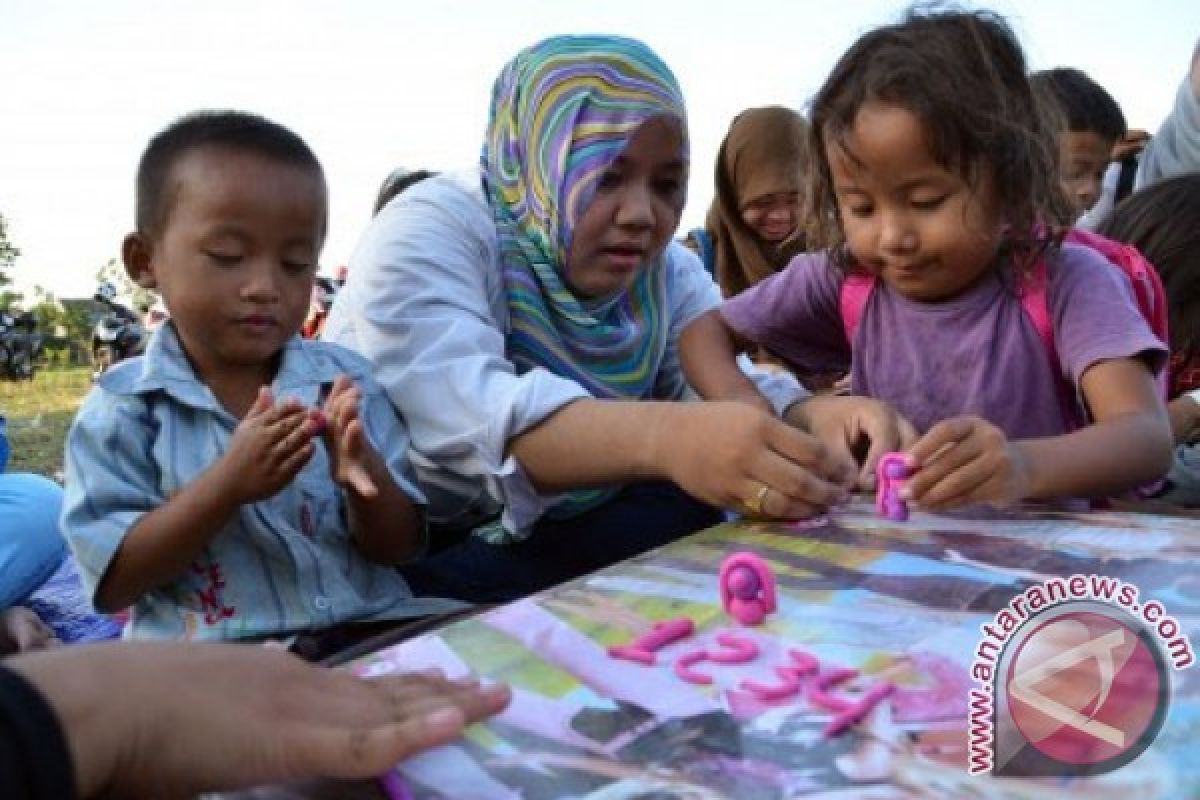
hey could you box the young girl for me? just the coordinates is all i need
[680,9,1172,511]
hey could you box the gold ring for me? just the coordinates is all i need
[743,483,770,516]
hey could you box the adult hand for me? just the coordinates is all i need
[903,415,1032,511]
[787,394,918,490]
[322,375,380,497]
[221,387,321,504]
[656,401,852,519]
[8,641,512,799]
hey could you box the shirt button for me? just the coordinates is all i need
[314,596,330,611]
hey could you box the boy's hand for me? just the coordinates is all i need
[323,375,380,498]
[221,387,320,504]
[903,415,1032,510]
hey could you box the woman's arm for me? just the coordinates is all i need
[510,397,851,519]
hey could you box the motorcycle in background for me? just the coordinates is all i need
[0,309,43,381]
[92,283,146,379]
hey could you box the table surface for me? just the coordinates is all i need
[221,500,1200,799]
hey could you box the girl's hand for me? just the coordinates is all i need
[220,387,319,504]
[655,402,852,520]
[323,375,380,498]
[787,394,918,490]
[903,415,1033,510]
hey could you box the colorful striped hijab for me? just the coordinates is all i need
[482,34,689,406]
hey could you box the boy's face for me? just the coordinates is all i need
[1059,131,1115,214]
[124,146,325,383]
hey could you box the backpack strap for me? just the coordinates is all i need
[1018,256,1083,429]
[839,272,876,347]
[1017,259,1057,365]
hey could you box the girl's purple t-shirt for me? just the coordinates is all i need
[721,243,1166,437]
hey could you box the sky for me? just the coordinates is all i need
[1,0,1197,301]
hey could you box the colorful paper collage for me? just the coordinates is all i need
[348,501,1200,798]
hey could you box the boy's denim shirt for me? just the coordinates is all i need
[61,322,463,640]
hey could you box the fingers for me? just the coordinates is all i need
[339,421,379,497]
[815,427,861,490]
[7,609,58,652]
[247,386,274,417]
[747,446,847,517]
[766,418,854,487]
[907,417,975,466]
[276,440,316,479]
[859,412,919,491]
[291,708,468,780]
[903,416,1018,510]
[294,677,511,780]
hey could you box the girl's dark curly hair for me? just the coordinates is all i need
[804,6,1074,273]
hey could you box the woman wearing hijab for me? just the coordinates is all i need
[324,35,910,603]
[686,106,809,297]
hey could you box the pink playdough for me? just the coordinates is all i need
[706,632,759,663]
[876,452,914,521]
[607,617,694,665]
[823,682,896,737]
[674,650,713,685]
[719,552,777,625]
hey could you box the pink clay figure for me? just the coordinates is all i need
[719,552,777,626]
[875,452,914,521]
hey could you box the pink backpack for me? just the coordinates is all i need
[838,229,1169,428]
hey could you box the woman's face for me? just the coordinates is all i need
[564,116,686,298]
[740,190,801,243]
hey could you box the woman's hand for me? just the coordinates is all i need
[10,641,512,799]
[786,394,917,490]
[652,401,853,519]
[903,415,1033,510]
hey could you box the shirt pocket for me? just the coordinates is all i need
[292,468,345,541]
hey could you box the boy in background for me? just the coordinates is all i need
[1031,67,1130,222]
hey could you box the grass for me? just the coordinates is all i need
[1,368,92,479]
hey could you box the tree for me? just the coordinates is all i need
[0,213,18,289]
[95,257,156,311]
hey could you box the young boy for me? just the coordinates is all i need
[61,111,462,644]
[1030,67,1128,218]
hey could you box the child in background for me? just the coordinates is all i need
[62,111,461,645]
[685,107,840,389]
[1029,67,1130,224]
[1098,174,1200,504]
[685,106,810,297]
[680,9,1172,511]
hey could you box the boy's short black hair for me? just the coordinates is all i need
[1031,68,1127,142]
[135,110,325,236]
